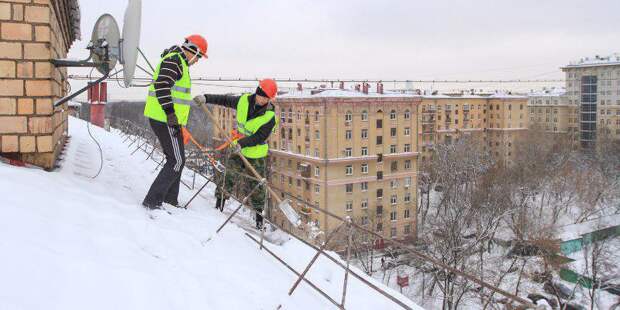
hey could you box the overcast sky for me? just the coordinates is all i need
[68,0,620,100]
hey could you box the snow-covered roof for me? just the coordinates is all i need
[527,87,566,97]
[68,101,82,107]
[279,88,526,99]
[0,117,422,310]
[563,53,620,69]
[557,213,620,241]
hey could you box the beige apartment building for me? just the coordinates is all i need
[210,88,420,243]
[418,94,529,167]
[562,54,620,147]
[527,88,579,140]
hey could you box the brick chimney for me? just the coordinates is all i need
[0,0,80,169]
[297,83,303,91]
[377,81,384,94]
[362,82,369,94]
[355,84,361,92]
[339,81,344,90]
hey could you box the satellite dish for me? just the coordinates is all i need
[91,14,120,75]
[51,0,143,107]
[121,0,141,87]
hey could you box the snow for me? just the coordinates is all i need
[0,117,421,310]
[279,88,525,99]
[557,213,620,241]
[565,53,620,68]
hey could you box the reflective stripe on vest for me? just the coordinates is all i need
[235,94,277,159]
[143,52,192,126]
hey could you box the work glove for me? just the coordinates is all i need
[229,139,242,153]
[193,95,206,107]
[166,112,180,136]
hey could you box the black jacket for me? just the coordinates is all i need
[153,46,188,115]
[203,94,276,148]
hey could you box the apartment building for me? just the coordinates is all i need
[417,94,529,167]
[527,88,579,139]
[562,53,620,147]
[210,88,420,243]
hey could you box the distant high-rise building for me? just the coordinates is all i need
[561,53,620,147]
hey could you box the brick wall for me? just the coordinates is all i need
[0,0,76,169]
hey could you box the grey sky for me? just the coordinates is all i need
[68,0,620,100]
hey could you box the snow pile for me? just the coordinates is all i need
[0,117,420,310]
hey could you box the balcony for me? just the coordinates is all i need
[298,163,311,178]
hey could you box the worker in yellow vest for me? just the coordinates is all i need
[193,79,278,229]
[142,35,208,210]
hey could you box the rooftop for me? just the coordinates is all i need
[562,53,620,69]
[279,88,527,100]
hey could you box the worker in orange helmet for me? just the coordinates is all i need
[194,79,278,229]
[142,34,207,211]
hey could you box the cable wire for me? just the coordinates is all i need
[86,67,104,179]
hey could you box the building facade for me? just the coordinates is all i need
[211,90,420,243]
[0,0,80,169]
[417,94,529,167]
[562,54,620,147]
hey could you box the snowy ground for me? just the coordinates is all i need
[0,117,420,310]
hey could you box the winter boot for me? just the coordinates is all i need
[142,200,162,210]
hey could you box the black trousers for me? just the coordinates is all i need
[143,119,185,206]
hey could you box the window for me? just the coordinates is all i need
[361,129,368,139]
[315,130,320,140]
[361,182,368,191]
[361,163,368,174]
[297,179,301,187]
[404,109,410,119]
[376,188,383,199]
[404,224,411,235]
[376,223,383,232]
[361,110,368,121]
[390,180,398,189]
[345,165,353,175]
[377,171,383,180]
[377,153,383,162]
[390,110,396,120]
[404,209,411,219]
[314,111,319,122]
[390,128,397,137]
[390,210,397,221]
[390,195,397,205]
[376,119,383,128]
[315,184,320,193]
[314,148,319,157]
[361,199,368,209]
[404,127,410,136]
[288,177,292,185]
[345,130,352,140]
[314,166,320,177]
[345,111,352,122]
[404,160,411,170]
[404,176,411,188]
[404,144,411,152]
[376,136,383,145]
[404,192,411,203]
[361,216,369,225]
[390,145,397,153]
[345,184,353,193]
[390,161,398,172]
[390,227,397,238]
[346,201,353,212]
[345,148,352,157]
[361,147,368,156]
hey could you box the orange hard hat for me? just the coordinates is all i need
[184,34,208,58]
[259,78,278,99]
